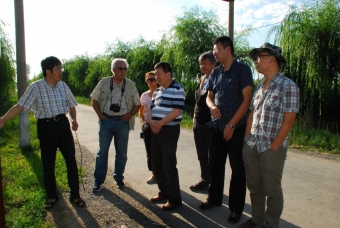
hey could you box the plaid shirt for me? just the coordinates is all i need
[245,73,300,152]
[207,60,253,132]
[17,79,77,119]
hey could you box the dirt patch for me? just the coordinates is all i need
[45,146,190,228]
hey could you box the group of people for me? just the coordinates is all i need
[0,35,299,228]
[189,36,299,228]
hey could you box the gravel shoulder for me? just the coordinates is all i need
[45,145,187,228]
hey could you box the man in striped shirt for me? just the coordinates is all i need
[0,56,85,209]
[148,62,186,211]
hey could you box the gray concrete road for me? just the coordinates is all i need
[73,104,340,228]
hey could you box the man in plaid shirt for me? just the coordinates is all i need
[240,44,300,228]
[0,56,85,209]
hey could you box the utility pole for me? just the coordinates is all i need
[14,0,30,147]
[222,0,235,41]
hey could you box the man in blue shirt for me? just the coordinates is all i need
[199,36,253,225]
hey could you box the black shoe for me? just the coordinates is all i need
[92,184,103,192]
[228,212,242,224]
[116,180,125,189]
[199,201,222,210]
[239,218,260,228]
[190,182,209,191]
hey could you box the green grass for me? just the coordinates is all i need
[289,118,340,154]
[0,97,82,227]
[75,96,92,106]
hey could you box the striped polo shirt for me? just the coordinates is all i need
[17,78,77,119]
[150,80,186,126]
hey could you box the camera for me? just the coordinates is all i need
[110,104,121,113]
[140,132,144,139]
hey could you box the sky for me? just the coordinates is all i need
[0,0,310,78]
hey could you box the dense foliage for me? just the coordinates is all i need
[0,20,16,101]
[268,0,340,132]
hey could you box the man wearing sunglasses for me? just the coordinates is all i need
[240,44,299,228]
[90,58,140,191]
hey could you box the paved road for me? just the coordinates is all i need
[74,104,340,228]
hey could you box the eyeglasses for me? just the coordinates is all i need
[53,67,63,72]
[117,67,128,71]
[147,78,156,82]
[252,54,273,61]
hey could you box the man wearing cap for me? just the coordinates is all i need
[239,44,300,228]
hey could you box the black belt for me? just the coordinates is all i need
[103,112,123,119]
[39,114,66,122]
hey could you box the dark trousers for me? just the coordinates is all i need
[37,115,80,200]
[151,125,182,204]
[193,122,211,184]
[207,124,246,214]
[142,125,152,171]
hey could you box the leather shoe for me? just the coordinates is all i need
[161,202,182,211]
[199,201,222,210]
[228,211,242,224]
[151,195,167,202]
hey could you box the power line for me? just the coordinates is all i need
[243,21,282,31]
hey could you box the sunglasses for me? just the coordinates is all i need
[147,78,156,82]
[118,67,128,71]
[251,54,273,61]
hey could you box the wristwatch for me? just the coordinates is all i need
[226,123,235,130]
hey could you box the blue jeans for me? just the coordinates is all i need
[94,118,129,185]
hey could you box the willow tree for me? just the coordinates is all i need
[63,55,90,96]
[268,0,340,131]
[0,21,16,102]
[161,6,225,81]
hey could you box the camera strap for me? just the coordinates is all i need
[110,77,126,107]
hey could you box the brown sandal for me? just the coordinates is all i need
[45,198,58,209]
[69,197,85,207]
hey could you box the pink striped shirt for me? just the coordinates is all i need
[140,91,152,122]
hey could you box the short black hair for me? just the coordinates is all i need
[213,36,234,56]
[198,51,216,64]
[41,56,61,77]
[154,62,173,77]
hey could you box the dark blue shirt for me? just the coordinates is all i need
[207,60,253,132]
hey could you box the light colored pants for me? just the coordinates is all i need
[242,143,287,228]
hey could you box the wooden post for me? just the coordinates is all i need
[221,0,235,41]
[14,0,30,147]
